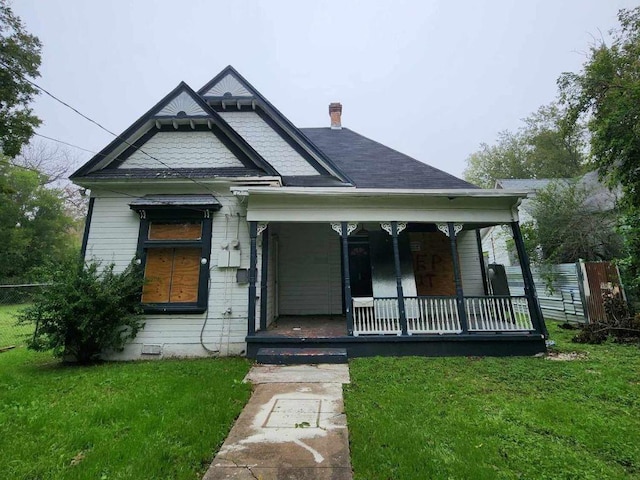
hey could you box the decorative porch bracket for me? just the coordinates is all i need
[380,222,407,236]
[259,224,269,331]
[247,221,258,336]
[511,222,548,337]
[436,222,463,237]
[446,222,469,334]
[257,222,268,236]
[331,222,358,236]
[339,222,355,335]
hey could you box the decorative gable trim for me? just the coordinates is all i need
[200,72,252,98]
[154,91,209,117]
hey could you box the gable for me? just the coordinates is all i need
[219,111,321,176]
[117,131,245,169]
[71,81,279,181]
[198,66,352,184]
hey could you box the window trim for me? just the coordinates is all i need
[136,209,213,314]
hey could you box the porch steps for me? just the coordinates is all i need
[256,347,348,365]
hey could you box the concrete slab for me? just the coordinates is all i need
[244,364,350,384]
[203,379,352,480]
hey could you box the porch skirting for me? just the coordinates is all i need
[246,333,546,359]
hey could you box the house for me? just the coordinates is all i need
[71,66,547,361]
[482,175,620,266]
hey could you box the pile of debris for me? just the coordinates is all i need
[573,289,640,344]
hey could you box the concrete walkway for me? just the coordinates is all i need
[203,364,352,480]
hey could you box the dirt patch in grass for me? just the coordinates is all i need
[545,351,589,361]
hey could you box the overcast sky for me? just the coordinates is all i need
[13,0,639,179]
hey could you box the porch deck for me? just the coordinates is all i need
[256,315,348,338]
[248,309,546,359]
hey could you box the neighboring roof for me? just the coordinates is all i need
[495,178,561,191]
[301,128,477,190]
[496,173,619,212]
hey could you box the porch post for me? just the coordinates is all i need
[247,221,258,336]
[341,222,354,336]
[391,221,408,335]
[475,229,489,295]
[510,221,548,337]
[259,225,269,331]
[448,222,469,334]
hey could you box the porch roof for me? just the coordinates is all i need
[233,186,528,223]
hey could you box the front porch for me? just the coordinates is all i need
[238,187,548,358]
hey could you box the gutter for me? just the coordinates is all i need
[230,186,530,199]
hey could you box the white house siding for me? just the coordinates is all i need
[117,131,245,169]
[84,185,252,360]
[219,111,321,176]
[277,223,343,316]
[458,230,485,296]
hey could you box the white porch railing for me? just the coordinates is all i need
[406,296,462,334]
[465,296,534,332]
[352,297,401,335]
[352,295,535,336]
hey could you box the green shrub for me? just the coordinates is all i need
[18,258,145,363]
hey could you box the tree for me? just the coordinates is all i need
[524,180,622,265]
[14,139,88,221]
[558,7,640,304]
[0,0,42,157]
[464,103,586,188]
[0,159,78,283]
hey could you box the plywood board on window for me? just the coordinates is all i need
[149,222,202,240]
[409,232,456,296]
[169,248,200,303]
[142,248,173,303]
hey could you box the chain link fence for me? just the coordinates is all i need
[0,284,48,351]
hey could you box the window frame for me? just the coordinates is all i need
[136,209,213,314]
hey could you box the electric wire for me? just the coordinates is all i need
[0,59,220,196]
[33,132,100,155]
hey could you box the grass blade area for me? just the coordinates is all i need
[345,325,640,480]
[0,347,252,479]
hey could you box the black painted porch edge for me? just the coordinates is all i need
[246,334,546,359]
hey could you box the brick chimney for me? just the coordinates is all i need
[329,102,342,130]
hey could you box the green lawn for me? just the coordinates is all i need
[0,347,252,479]
[345,324,640,480]
[0,303,33,349]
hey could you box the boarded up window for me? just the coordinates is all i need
[149,222,202,240]
[142,247,200,303]
[409,232,456,296]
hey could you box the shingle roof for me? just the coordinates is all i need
[300,128,477,189]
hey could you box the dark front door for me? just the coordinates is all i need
[348,239,373,297]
